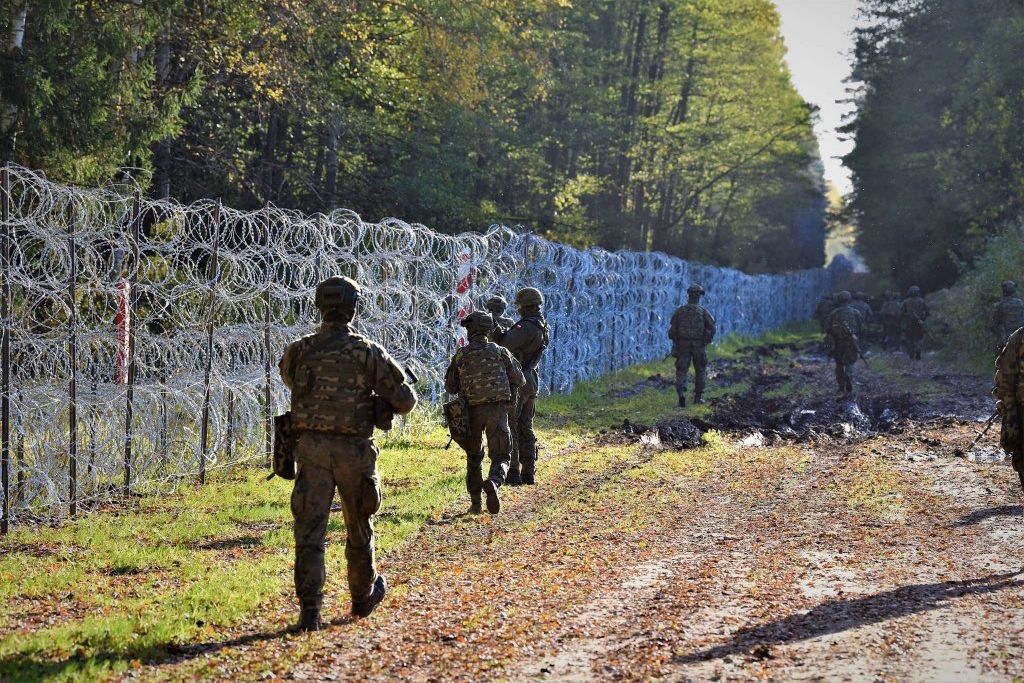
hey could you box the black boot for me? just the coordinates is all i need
[352,575,388,618]
[469,493,482,514]
[482,479,500,514]
[521,464,536,485]
[294,606,322,633]
[506,468,522,486]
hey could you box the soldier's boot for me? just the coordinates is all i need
[677,394,686,408]
[506,468,522,486]
[295,606,322,633]
[521,462,536,485]
[469,492,482,514]
[352,574,388,618]
[482,479,500,514]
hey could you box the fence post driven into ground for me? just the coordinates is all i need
[198,202,222,486]
[1,165,10,535]
[122,191,141,496]
[263,204,273,467]
[67,203,79,517]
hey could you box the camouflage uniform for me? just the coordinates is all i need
[495,288,549,485]
[990,282,1024,354]
[814,295,835,332]
[900,286,928,360]
[879,292,902,350]
[826,292,864,394]
[851,292,873,327]
[280,277,417,627]
[993,328,1024,493]
[445,312,525,513]
[668,284,716,406]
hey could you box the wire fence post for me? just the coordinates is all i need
[67,203,78,517]
[1,165,10,534]
[198,202,222,485]
[123,191,141,496]
[263,203,273,467]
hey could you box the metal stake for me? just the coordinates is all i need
[1,166,10,534]
[198,202,221,485]
[68,205,78,517]
[123,191,141,496]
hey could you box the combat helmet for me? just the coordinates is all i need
[460,311,494,335]
[515,287,544,309]
[1002,280,1017,296]
[836,290,852,304]
[315,276,360,316]
[687,283,705,296]
[908,285,921,297]
[485,296,507,315]
[854,291,867,301]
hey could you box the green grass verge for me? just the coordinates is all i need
[0,322,820,681]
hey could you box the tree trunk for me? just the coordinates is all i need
[0,2,28,148]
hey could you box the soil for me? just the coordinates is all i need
[126,341,1024,682]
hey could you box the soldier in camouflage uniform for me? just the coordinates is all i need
[993,328,1024,493]
[814,294,835,332]
[900,285,929,360]
[279,276,418,630]
[485,296,516,342]
[852,292,873,327]
[826,290,864,395]
[494,287,549,486]
[990,281,1024,355]
[445,312,526,514]
[879,291,902,350]
[668,284,716,407]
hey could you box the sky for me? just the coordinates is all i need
[774,0,861,194]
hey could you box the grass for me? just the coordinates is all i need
[0,322,819,681]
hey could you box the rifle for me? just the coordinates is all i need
[967,409,1000,450]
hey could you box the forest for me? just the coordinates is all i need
[843,0,1024,291]
[0,0,825,272]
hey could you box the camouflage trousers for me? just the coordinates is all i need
[833,346,857,392]
[675,344,708,399]
[510,390,538,476]
[463,402,513,495]
[291,432,382,610]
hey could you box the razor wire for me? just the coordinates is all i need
[0,165,835,523]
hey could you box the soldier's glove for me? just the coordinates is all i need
[373,396,396,431]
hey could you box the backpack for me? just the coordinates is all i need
[674,305,705,342]
[443,396,471,449]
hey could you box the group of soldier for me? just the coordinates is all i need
[277,277,549,630]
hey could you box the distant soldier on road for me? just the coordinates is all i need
[879,291,902,350]
[990,281,1024,354]
[826,290,864,395]
[279,276,417,630]
[494,287,549,485]
[668,283,716,407]
[993,329,1024,494]
[445,312,525,514]
[900,285,929,360]
[485,296,515,341]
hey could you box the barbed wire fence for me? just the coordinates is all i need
[0,164,837,529]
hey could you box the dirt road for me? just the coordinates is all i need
[139,341,1024,682]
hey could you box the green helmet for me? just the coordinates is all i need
[515,287,544,308]
[460,311,494,334]
[836,290,852,304]
[687,283,705,296]
[315,276,360,313]
[908,285,921,297]
[485,296,507,315]
[1002,280,1016,295]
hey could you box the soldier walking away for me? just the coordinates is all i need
[879,291,902,350]
[852,292,873,327]
[900,285,929,360]
[445,312,526,514]
[494,287,549,486]
[668,284,717,407]
[826,291,864,395]
[994,329,1024,494]
[279,276,417,630]
[990,281,1024,355]
[485,296,515,341]
[814,294,835,333]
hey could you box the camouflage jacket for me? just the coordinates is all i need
[826,305,863,361]
[900,297,929,322]
[496,314,549,395]
[879,300,902,321]
[445,339,525,406]
[668,304,716,350]
[279,321,417,436]
[990,296,1024,338]
[851,300,873,325]
[995,328,1024,458]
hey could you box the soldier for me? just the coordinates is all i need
[485,296,515,341]
[279,276,417,630]
[825,290,864,395]
[668,283,717,407]
[494,287,549,486]
[990,281,1024,354]
[445,311,525,514]
[879,291,902,350]
[852,291,873,326]
[994,329,1024,494]
[900,285,929,360]
[814,294,835,333]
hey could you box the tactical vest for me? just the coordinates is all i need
[518,317,550,370]
[674,304,706,342]
[456,342,512,405]
[997,297,1024,334]
[903,298,927,320]
[290,331,376,436]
